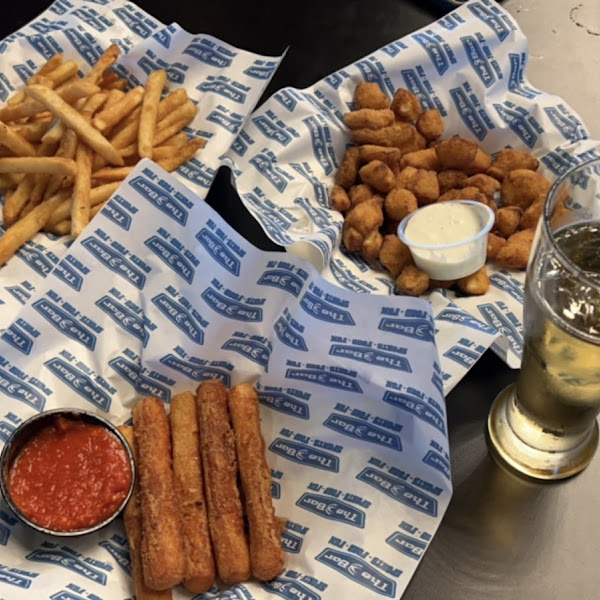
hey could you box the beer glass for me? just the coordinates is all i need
[488,157,600,480]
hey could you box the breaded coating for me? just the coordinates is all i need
[494,206,522,238]
[486,149,539,181]
[416,109,444,140]
[411,169,439,205]
[464,173,501,198]
[456,266,490,295]
[335,146,361,189]
[345,196,384,236]
[496,229,535,269]
[170,392,216,594]
[435,137,478,170]
[464,148,493,175]
[133,397,185,591]
[362,229,383,259]
[384,188,418,221]
[501,169,551,210]
[358,145,403,169]
[391,88,422,122]
[428,278,456,290]
[196,380,251,586]
[520,198,544,230]
[348,183,374,207]
[438,186,487,203]
[487,232,507,260]
[379,234,413,277]
[396,265,429,296]
[351,122,417,150]
[438,170,468,195]
[330,185,351,212]
[355,81,389,110]
[402,148,441,171]
[359,159,395,193]
[395,165,418,189]
[344,108,394,130]
[227,384,285,582]
[342,224,364,252]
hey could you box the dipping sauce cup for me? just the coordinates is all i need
[0,409,135,537]
[398,200,495,280]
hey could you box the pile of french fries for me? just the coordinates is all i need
[0,45,205,268]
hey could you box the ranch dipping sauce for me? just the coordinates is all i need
[399,200,495,280]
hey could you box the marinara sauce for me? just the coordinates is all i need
[7,416,132,532]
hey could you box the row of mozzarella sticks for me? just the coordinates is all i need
[118,381,284,599]
[330,81,564,296]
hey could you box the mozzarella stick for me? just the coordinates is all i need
[228,384,285,581]
[196,380,251,586]
[132,397,185,591]
[170,392,216,593]
[118,425,173,600]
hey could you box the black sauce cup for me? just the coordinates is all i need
[0,408,135,537]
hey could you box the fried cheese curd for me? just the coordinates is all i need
[331,81,555,296]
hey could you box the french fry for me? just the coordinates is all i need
[98,71,120,88]
[104,79,128,91]
[138,69,167,159]
[54,79,101,104]
[157,139,205,172]
[161,131,188,148]
[0,156,77,176]
[26,84,124,166]
[41,119,66,145]
[81,92,109,119]
[104,88,125,109]
[45,181,120,226]
[44,218,72,236]
[43,129,78,202]
[11,119,53,143]
[86,44,120,85]
[71,142,92,237]
[2,174,34,227]
[153,117,194,147]
[91,166,133,182]
[0,193,66,268]
[151,146,175,162]
[92,86,144,132]
[6,90,26,106]
[45,60,79,87]
[156,101,197,135]
[0,121,37,156]
[32,53,64,80]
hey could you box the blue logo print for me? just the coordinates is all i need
[159,354,231,387]
[444,345,481,369]
[183,40,233,67]
[0,367,45,410]
[63,28,101,66]
[152,293,206,344]
[81,237,146,290]
[493,104,537,148]
[201,288,263,322]
[259,391,309,419]
[95,295,149,347]
[450,87,487,141]
[477,303,523,358]
[269,438,339,472]
[145,236,195,284]
[461,36,495,88]
[382,390,446,436]
[102,200,132,230]
[1,323,33,354]
[129,176,189,225]
[32,298,97,350]
[423,449,451,480]
[26,549,108,584]
[357,467,438,517]
[197,77,247,104]
[315,548,396,597]
[286,368,362,393]
[45,357,111,411]
[274,317,308,352]
[222,338,270,367]
[53,259,84,291]
[252,115,292,146]
[196,228,241,276]
[323,414,402,451]
[257,269,304,297]
[386,532,428,561]
[281,530,303,554]
[436,308,495,334]
[467,3,511,41]
[262,578,321,600]
[378,317,434,342]
[413,33,449,75]
[297,493,365,528]
[109,357,171,402]
[99,540,131,575]
[249,152,289,193]
[303,116,335,175]
[300,292,355,325]
[0,566,34,589]
[17,245,55,277]
[4,285,31,305]
[329,344,411,373]
[113,7,155,38]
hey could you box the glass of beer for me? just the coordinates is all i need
[487,156,600,480]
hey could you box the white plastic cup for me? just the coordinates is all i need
[397,200,495,280]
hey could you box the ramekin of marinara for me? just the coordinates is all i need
[0,409,135,536]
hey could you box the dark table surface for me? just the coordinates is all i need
[3,1,600,598]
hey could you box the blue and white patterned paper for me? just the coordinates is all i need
[0,0,283,330]
[0,160,452,600]
[224,0,600,388]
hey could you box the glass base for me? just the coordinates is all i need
[487,384,599,481]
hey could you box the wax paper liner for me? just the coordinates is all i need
[224,0,600,392]
[0,160,452,600]
[0,0,283,327]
